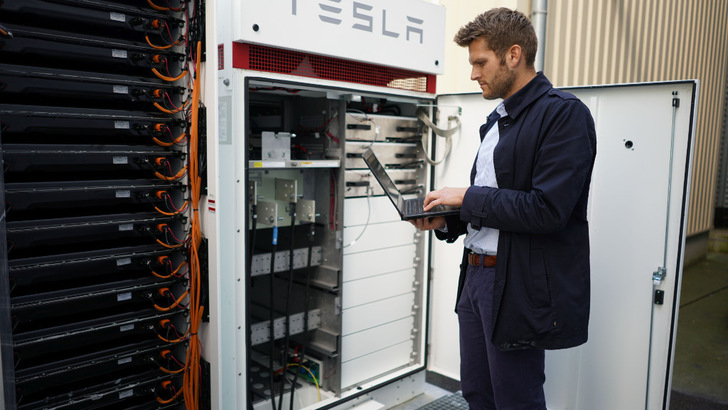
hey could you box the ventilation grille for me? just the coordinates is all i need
[233,43,435,93]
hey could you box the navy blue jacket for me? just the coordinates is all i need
[436,73,597,351]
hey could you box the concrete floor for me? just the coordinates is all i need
[671,251,728,407]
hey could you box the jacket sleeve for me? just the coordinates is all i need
[434,214,468,243]
[460,99,596,234]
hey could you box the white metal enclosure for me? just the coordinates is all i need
[430,80,698,410]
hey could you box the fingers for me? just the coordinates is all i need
[423,191,440,210]
[409,216,445,231]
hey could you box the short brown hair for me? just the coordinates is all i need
[454,8,537,67]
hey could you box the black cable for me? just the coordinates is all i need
[278,202,296,409]
[269,225,278,410]
[289,222,315,410]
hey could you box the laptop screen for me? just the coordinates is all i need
[362,148,404,211]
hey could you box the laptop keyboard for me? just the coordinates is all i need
[404,197,445,216]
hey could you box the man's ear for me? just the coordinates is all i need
[506,44,522,68]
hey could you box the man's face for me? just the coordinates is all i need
[468,37,516,100]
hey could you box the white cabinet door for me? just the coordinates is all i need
[432,80,698,410]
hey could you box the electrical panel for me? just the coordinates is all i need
[243,78,436,409]
[0,0,207,408]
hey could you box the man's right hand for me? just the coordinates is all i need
[409,216,446,231]
[423,187,467,210]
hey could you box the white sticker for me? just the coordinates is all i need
[117,292,132,302]
[116,257,132,266]
[113,156,128,165]
[119,324,134,332]
[114,121,129,129]
[113,85,129,94]
[112,49,128,59]
[115,190,130,198]
[118,223,133,232]
[110,12,126,22]
[119,389,133,399]
[118,357,132,365]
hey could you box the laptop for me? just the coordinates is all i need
[362,148,460,221]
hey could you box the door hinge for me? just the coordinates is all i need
[652,266,666,284]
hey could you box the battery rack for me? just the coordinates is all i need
[244,79,431,409]
[0,0,207,409]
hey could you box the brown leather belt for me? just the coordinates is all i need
[468,252,497,267]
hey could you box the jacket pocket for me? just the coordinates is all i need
[528,248,552,308]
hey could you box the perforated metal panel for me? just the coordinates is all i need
[232,43,435,93]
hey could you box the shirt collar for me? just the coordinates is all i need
[502,71,552,120]
[496,102,508,119]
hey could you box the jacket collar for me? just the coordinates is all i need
[502,72,552,120]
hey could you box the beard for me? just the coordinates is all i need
[482,64,516,100]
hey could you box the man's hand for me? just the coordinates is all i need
[409,216,446,231]
[423,187,468,210]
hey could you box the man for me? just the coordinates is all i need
[411,8,597,409]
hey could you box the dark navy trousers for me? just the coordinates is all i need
[457,265,547,410]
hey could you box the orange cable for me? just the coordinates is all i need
[145,35,181,50]
[156,387,184,404]
[181,40,204,410]
[154,289,190,311]
[153,68,188,82]
[154,99,191,114]
[151,261,188,279]
[147,0,184,12]
[155,165,188,181]
[154,201,189,216]
[153,132,188,147]
[157,327,190,343]
[156,238,186,249]
[160,365,187,375]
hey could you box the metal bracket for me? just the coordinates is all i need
[298,199,316,223]
[652,266,666,284]
[248,181,258,205]
[257,200,278,226]
[275,178,298,203]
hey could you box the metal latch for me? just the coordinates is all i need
[652,266,666,285]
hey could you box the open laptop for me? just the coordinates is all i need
[362,148,460,221]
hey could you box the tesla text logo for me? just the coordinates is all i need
[291,0,424,44]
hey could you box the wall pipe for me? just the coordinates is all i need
[531,0,548,73]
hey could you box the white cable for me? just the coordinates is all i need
[343,186,372,248]
[417,108,461,166]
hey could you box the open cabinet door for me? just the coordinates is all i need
[430,80,698,410]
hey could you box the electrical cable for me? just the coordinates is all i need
[154,289,190,311]
[151,260,188,279]
[180,40,204,410]
[286,364,320,401]
[155,165,188,181]
[416,108,461,166]
[155,99,191,114]
[346,110,379,142]
[0,23,12,38]
[147,0,185,12]
[153,67,189,82]
[268,224,278,410]
[288,222,315,410]
[343,186,372,248]
[277,203,297,408]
